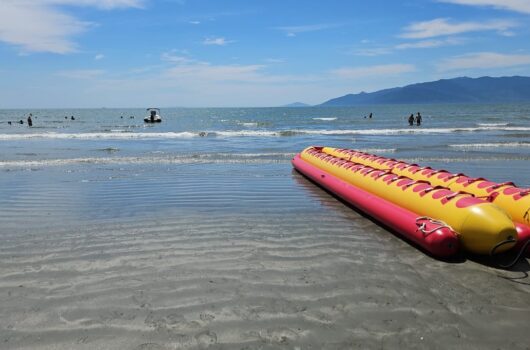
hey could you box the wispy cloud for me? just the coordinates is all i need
[94,53,105,60]
[353,47,393,56]
[203,37,234,46]
[0,0,143,54]
[161,50,196,64]
[438,0,530,14]
[395,37,466,49]
[275,23,340,37]
[353,37,465,56]
[332,64,415,79]
[437,52,530,71]
[400,18,517,39]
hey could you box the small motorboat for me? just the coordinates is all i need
[144,108,162,123]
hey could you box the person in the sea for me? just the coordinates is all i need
[408,114,414,126]
[19,120,24,124]
[71,116,75,120]
[27,113,33,127]
[8,121,12,125]
[369,113,372,119]
[415,112,422,126]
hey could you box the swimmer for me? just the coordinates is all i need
[27,113,33,127]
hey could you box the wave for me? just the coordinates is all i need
[0,153,296,168]
[238,122,259,127]
[476,123,509,127]
[312,117,337,121]
[2,125,530,140]
[0,132,199,140]
[449,142,530,149]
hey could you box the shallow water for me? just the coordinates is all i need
[1,105,530,349]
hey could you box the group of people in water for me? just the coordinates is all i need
[408,112,422,126]
[363,112,423,126]
[6,114,77,127]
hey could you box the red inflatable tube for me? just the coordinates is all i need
[293,154,459,257]
[514,224,530,257]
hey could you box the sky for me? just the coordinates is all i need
[1,0,530,108]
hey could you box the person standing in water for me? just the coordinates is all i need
[408,114,414,126]
[27,113,33,127]
[369,113,372,119]
[415,112,422,126]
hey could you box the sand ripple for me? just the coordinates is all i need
[1,165,529,349]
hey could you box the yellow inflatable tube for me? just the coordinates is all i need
[323,147,530,227]
[302,147,517,254]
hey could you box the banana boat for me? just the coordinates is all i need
[292,153,459,257]
[296,147,518,255]
[323,147,530,227]
[323,147,530,254]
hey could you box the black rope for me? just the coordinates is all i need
[491,238,530,269]
[490,237,516,256]
[499,240,530,269]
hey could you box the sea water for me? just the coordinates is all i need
[1,104,529,229]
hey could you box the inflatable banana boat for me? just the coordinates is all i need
[323,147,530,254]
[294,147,518,256]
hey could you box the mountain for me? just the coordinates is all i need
[283,102,311,107]
[320,76,530,106]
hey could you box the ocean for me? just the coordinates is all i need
[1,104,530,349]
[1,104,529,224]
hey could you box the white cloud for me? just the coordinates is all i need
[352,37,465,56]
[275,23,339,37]
[95,53,105,60]
[438,52,530,71]
[0,0,143,54]
[161,51,196,64]
[400,18,517,39]
[395,37,466,49]
[438,0,530,14]
[167,64,266,82]
[353,47,393,56]
[189,21,201,25]
[332,64,416,79]
[203,37,234,46]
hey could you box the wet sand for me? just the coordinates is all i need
[1,163,530,349]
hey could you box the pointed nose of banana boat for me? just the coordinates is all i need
[460,204,517,254]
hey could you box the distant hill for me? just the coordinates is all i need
[283,102,311,107]
[320,76,530,106]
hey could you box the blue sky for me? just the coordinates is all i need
[1,0,530,107]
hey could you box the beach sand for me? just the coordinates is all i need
[1,163,530,349]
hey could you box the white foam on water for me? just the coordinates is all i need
[356,148,396,153]
[312,117,337,121]
[0,153,296,168]
[449,142,530,149]
[0,132,199,140]
[239,122,259,127]
[1,125,530,140]
[476,123,509,127]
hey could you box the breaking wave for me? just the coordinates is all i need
[449,142,530,149]
[1,125,530,140]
